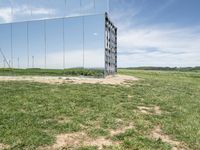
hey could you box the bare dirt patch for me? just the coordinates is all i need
[150,126,188,150]
[128,95,133,99]
[0,75,138,85]
[137,106,162,115]
[38,132,116,150]
[110,123,135,136]
[0,143,10,150]
[38,123,134,150]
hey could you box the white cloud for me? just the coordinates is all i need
[110,0,200,67]
[118,26,200,67]
[31,7,55,15]
[0,8,13,22]
[0,5,56,23]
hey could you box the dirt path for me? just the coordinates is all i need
[0,75,138,85]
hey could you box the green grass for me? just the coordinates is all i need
[0,69,199,149]
[0,68,104,77]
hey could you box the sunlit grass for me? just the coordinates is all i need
[0,69,199,149]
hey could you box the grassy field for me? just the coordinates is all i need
[0,69,199,150]
[0,68,104,77]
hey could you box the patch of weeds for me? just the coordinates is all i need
[122,137,171,150]
[50,121,81,134]
[100,116,118,129]
[87,128,109,138]
[112,129,136,141]
[113,129,171,150]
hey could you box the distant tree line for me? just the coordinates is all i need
[121,66,200,71]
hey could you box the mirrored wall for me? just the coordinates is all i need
[0,0,109,24]
[0,14,105,69]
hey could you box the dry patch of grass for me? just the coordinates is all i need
[110,123,135,136]
[38,132,115,150]
[137,106,162,115]
[150,126,188,150]
[0,143,10,150]
[128,95,133,99]
[0,75,138,85]
[38,123,134,150]
[38,132,112,150]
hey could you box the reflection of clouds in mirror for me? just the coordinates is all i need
[84,49,104,68]
[46,51,64,69]
[14,49,105,69]
[93,32,98,36]
[0,6,56,22]
[65,50,83,69]
[81,0,95,11]
[0,8,12,22]
[0,5,56,23]
[42,49,104,69]
[0,3,106,70]
[0,0,109,24]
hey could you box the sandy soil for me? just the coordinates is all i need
[0,75,138,85]
[38,123,134,150]
[0,143,10,150]
[137,106,162,115]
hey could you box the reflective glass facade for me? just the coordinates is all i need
[0,0,109,24]
[0,0,117,75]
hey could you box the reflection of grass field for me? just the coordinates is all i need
[0,69,199,149]
[0,68,104,77]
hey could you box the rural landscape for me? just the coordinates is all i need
[0,0,200,150]
[0,68,199,150]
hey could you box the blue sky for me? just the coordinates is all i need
[110,0,200,67]
[0,0,199,68]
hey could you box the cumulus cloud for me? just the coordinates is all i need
[117,26,200,67]
[110,0,200,67]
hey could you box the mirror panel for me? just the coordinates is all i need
[29,20,45,68]
[46,18,63,69]
[84,14,105,69]
[47,0,66,18]
[0,0,109,24]
[12,22,28,68]
[10,0,31,23]
[95,0,109,14]
[0,24,12,68]
[64,16,83,68]
[81,0,95,15]
[66,0,81,16]
[0,0,12,24]
[30,0,53,21]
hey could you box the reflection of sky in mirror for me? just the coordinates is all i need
[0,0,109,23]
[0,14,105,69]
[0,0,108,69]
